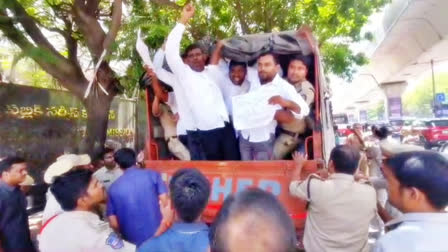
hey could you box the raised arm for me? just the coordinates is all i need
[152,96,162,117]
[145,67,168,102]
[165,4,195,76]
[210,40,224,65]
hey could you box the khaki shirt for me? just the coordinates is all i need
[159,103,177,139]
[293,80,315,106]
[39,211,135,252]
[281,80,315,133]
[290,173,377,252]
[347,131,364,151]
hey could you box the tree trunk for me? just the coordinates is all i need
[82,88,114,159]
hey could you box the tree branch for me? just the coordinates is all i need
[151,0,182,9]
[230,0,250,34]
[102,0,122,52]
[72,2,106,59]
[0,10,87,98]
[5,0,66,61]
[86,0,101,17]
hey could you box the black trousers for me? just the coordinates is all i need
[187,122,240,161]
[179,134,189,148]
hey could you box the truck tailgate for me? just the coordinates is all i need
[145,160,319,229]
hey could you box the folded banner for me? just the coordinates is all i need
[232,85,281,131]
[221,31,312,63]
[136,30,154,68]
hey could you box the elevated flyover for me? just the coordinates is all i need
[332,0,448,119]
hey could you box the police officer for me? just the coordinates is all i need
[39,169,135,252]
[273,56,315,159]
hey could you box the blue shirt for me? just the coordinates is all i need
[107,167,168,246]
[373,212,448,252]
[0,181,36,252]
[138,222,209,252]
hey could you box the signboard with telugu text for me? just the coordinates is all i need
[0,83,145,182]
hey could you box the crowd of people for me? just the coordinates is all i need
[1,3,448,252]
[147,4,312,161]
[1,137,447,252]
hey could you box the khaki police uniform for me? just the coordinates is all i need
[273,80,314,159]
[346,131,370,176]
[290,173,377,252]
[39,211,135,252]
[159,103,190,161]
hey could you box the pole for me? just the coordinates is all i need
[431,59,436,117]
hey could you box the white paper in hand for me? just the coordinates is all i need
[136,30,153,68]
[232,85,281,131]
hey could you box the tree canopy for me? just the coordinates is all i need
[403,72,448,117]
[118,0,389,87]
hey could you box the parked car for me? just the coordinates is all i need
[420,119,448,149]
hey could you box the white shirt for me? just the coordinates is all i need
[39,211,135,252]
[240,74,309,142]
[207,62,255,116]
[373,213,448,252]
[153,49,194,135]
[166,92,178,114]
[165,23,229,131]
[93,166,123,190]
[42,191,63,224]
[290,173,377,252]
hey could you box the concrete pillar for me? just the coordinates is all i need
[380,81,408,121]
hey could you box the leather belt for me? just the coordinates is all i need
[279,128,299,138]
[166,136,178,142]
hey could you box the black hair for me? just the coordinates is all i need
[385,151,448,210]
[114,148,136,169]
[51,169,93,211]
[102,147,115,158]
[373,126,390,140]
[209,195,235,244]
[229,60,247,71]
[0,156,26,174]
[330,145,360,175]
[211,188,297,252]
[183,43,205,57]
[169,168,211,223]
[258,51,279,65]
[288,55,308,69]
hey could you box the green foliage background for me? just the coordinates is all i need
[403,72,448,117]
[1,0,390,95]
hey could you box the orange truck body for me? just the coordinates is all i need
[143,28,335,231]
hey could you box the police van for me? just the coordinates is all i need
[142,28,336,232]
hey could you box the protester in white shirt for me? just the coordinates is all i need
[373,151,448,252]
[39,169,135,252]
[164,4,240,161]
[93,148,123,190]
[236,52,309,160]
[208,41,256,118]
[289,145,377,252]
